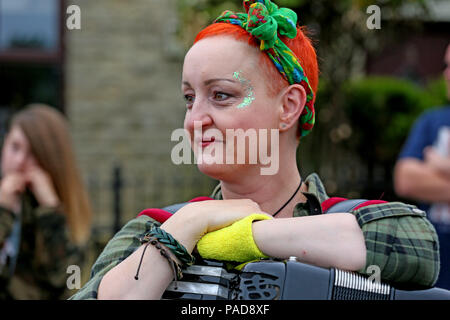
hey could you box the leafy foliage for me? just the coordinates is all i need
[343,76,448,165]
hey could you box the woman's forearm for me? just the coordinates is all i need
[97,243,176,299]
[98,216,198,300]
[252,213,366,271]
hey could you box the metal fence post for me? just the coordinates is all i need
[112,164,122,234]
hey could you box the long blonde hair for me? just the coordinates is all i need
[11,104,92,245]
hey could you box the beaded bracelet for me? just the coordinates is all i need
[134,235,183,289]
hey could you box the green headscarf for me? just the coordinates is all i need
[214,0,315,137]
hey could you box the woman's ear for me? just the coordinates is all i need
[278,84,307,132]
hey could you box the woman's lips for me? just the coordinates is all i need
[201,137,215,148]
[196,137,222,148]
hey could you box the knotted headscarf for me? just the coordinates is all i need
[214,0,315,137]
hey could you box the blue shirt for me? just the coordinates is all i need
[398,105,450,229]
[399,106,450,161]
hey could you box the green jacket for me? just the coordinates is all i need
[0,190,85,299]
[70,173,440,300]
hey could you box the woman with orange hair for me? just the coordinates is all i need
[72,0,439,300]
[0,104,92,299]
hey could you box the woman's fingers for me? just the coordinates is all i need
[162,199,269,251]
[23,165,60,207]
[181,199,267,232]
[0,173,27,212]
[2,173,26,193]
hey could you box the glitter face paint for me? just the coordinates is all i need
[233,71,255,109]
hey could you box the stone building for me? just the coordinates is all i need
[0,0,217,240]
[65,0,216,233]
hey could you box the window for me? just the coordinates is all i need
[0,0,60,52]
[0,0,64,143]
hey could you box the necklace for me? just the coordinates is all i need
[272,177,303,217]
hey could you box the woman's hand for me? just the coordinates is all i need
[0,173,27,213]
[24,162,60,208]
[161,199,269,253]
[98,199,269,299]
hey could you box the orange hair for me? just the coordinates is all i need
[194,23,318,102]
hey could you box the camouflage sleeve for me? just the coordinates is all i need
[0,206,15,244]
[69,215,158,300]
[31,207,86,298]
[354,202,440,288]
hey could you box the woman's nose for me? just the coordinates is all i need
[14,153,29,172]
[185,98,213,131]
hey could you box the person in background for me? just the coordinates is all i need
[0,104,93,299]
[394,43,450,290]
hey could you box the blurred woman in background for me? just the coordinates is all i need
[0,104,92,299]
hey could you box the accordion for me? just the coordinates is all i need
[162,258,450,300]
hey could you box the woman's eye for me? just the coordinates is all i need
[184,94,195,106]
[214,92,230,101]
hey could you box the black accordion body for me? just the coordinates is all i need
[162,258,450,300]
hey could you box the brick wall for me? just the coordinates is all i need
[65,0,216,230]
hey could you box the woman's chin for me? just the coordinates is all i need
[197,162,228,180]
[196,162,242,181]
[196,161,258,181]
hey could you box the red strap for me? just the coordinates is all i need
[137,208,172,223]
[321,197,348,213]
[137,196,213,223]
[353,200,387,211]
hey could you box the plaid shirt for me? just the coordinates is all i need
[70,173,440,299]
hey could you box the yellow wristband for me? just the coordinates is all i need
[197,213,272,263]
